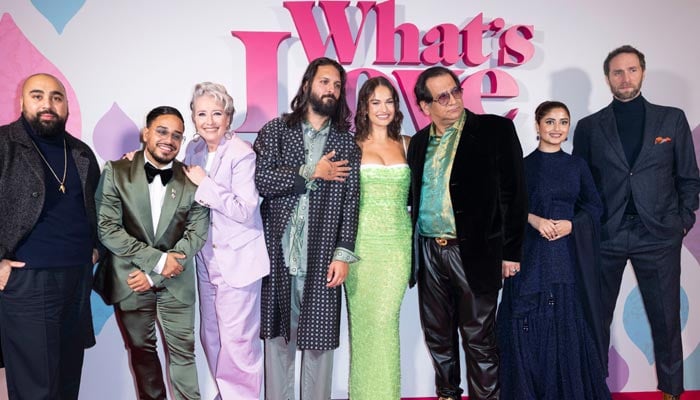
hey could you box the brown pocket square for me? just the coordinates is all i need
[654,136,672,144]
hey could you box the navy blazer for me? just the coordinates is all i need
[407,108,528,294]
[573,97,700,241]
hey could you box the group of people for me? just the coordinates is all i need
[0,44,697,400]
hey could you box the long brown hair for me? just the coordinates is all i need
[354,76,403,142]
[282,57,352,132]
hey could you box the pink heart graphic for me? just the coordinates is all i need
[0,13,82,137]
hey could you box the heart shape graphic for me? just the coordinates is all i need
[31,0,86,34]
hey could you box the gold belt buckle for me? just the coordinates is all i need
[435,237,448,246]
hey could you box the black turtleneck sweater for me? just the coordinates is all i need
[14,117,92,268]
[612,95,645,215]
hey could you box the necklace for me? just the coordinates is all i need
[30,138,68,193]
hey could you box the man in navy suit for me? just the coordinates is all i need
[573,45,700,400]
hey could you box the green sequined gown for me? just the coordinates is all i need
[345,164,412,399]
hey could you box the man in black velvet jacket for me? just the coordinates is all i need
[407,66,527,400]
[0,73,100,400]
[573,45,700,400]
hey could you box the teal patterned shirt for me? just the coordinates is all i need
[417,110,466,238]
[282,120,358,276]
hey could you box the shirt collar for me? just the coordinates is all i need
[429,109,466,141]
[302,119,330,138]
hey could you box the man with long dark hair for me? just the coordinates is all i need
[254,57,361,400]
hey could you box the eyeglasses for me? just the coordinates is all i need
[154,127,184,142]
[430,86,463,106]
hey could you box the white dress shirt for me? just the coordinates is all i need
[144,156,173,286]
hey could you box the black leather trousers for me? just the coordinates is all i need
[417,236,500,400]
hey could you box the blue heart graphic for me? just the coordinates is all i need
[91,289,113,335]
[31,0,86,34]
[623,286,689,364]
[684,342,700,389]
[91,264,114,335]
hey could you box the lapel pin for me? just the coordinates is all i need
[171,188,176,199]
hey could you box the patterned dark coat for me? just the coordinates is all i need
[254,117,360,350]
[0,119,101,262]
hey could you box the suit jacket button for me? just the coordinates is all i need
[212,244,216,249]
[31,192,39,197]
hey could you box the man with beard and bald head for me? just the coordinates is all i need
[573,45,700,400]
[94,106,209,400]
[0,73,100,399]
[253,57,360,400]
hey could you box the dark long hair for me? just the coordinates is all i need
[282,57,352,131]
[354,76,403,142]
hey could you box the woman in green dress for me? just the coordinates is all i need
[345,76,412,399]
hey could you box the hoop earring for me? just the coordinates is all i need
[224,130,233,140]
[193,132,202,142]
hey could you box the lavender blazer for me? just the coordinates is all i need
[185,135,270,288]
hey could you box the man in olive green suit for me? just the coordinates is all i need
[94,106,209,400]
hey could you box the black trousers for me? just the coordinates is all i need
[600,215,684,395]
[417,236,499,400]
[0,265,92,400]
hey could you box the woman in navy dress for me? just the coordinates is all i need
[497,101,611,400]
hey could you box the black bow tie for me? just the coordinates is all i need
[144,163,173,185]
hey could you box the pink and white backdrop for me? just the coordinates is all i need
[0,0,698,399]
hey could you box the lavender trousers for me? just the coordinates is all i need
[197,254,263,400]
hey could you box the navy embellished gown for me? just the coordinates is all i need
[497,149,611,400]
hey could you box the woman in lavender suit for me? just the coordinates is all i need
[182,82,270,400]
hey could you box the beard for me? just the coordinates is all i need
[27,111,67,137]
[146,150,175,166]
[309,92,338,117]
[611,83,641,101]
[145,142,178,166]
